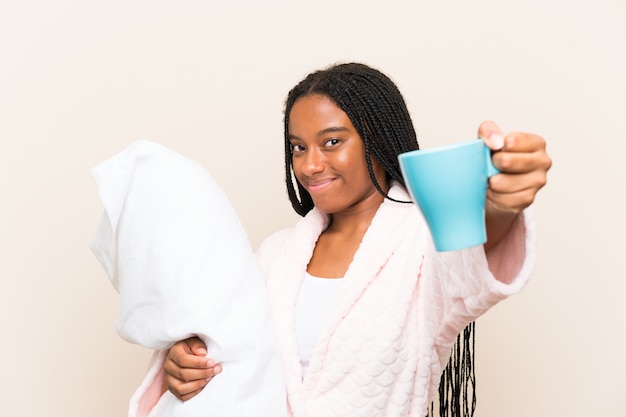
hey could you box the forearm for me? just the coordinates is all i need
[484,208,530,285]
[483,202,520,253]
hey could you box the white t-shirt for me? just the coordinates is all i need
[294,272,344,377]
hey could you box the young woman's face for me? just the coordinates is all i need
[288,94,388,215]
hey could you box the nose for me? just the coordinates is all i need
[299,148,325,176]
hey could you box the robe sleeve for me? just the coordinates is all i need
[432,207,535,346]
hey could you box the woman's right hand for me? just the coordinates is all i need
[162,336,222,401]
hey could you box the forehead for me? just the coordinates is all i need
[288,94,355,136]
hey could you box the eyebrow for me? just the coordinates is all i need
[288,126,351,141]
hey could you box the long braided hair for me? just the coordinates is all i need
[283,62,418,216]
[283,62,476,417]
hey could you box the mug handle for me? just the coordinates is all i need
[484,143,500,178]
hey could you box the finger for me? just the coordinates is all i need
[486,186,538,214]
[477,120,505,150]
[491,148,551,174]
[184,336,208,357]
[489,170,548,195]
[169,344,212,369]
[164,360,222,400]
[500,131,548,154]
[166,375,213,401]
[487,170,547,213]
[178,387,205,402]
[164,356,221,382]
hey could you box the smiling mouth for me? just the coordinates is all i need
[306,178,334,193]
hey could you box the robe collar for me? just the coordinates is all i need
[266,183,421,413]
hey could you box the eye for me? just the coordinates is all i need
[324,138,341,147]
[290,143,305,153]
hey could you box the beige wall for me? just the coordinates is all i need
[1,1,624,416]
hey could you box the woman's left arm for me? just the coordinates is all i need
[480,121,552,253]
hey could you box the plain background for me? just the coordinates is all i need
[1,1,624,416]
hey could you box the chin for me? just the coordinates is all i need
[311,200,341,215]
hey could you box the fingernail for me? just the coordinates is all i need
[206,358,215,367]
[489,133,505,150]
[214,365,222,374]
[198,347,207,356]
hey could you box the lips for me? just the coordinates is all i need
[305,178,335,193]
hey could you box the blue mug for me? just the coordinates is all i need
[398,140,499,251]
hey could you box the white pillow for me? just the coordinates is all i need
[90,140,286,417]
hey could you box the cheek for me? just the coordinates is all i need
[349,156,376,185]
[337,144,367,171]
[335,152,356,168]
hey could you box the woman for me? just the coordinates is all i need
[141,62,551,416]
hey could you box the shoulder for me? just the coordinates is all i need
[257,227,294,257]
[254,208,330,275]
[254,227,295,274]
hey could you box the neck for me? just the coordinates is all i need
[326,190,385,237]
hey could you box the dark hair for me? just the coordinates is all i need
[283,62,419,216]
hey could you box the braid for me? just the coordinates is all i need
[284,62,419,215]
[283,62,477,417]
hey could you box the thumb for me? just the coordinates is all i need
[478,120,505,151]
